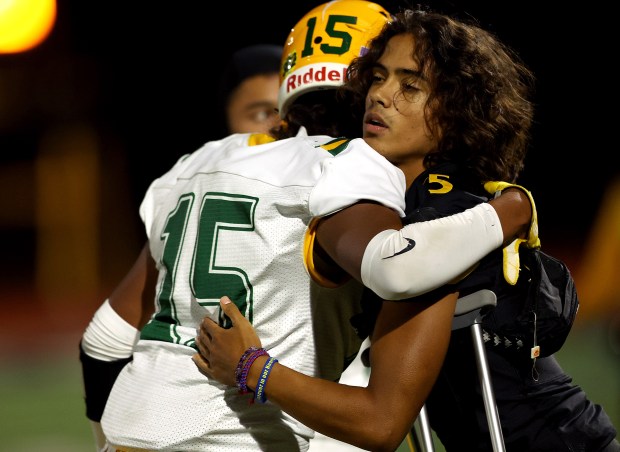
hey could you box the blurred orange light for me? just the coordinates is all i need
[0,0,57,53]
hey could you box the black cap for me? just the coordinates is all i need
[218,44,281,112]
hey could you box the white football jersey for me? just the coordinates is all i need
[101,129,406,451]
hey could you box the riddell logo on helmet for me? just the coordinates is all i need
[285,64,347,93]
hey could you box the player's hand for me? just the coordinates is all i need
[193,296,262,386]
[484,181,541,285]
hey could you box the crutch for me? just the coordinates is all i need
[411,289,506,452]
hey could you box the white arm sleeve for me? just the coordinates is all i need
[81,299,140,361]
[361,203,503,300]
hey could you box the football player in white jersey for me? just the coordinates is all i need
[80,1,535,451]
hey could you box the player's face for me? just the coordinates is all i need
[362,33,438,187]
[226,73,280,134]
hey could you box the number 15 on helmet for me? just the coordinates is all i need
[278,0,392,116]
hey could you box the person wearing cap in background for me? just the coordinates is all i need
[216,44,282,137]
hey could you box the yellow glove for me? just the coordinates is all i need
[484,181,541,285]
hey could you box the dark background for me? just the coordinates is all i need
[0,0,615,292]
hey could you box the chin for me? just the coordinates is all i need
[364,138,386,156]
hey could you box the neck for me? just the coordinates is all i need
[397,159,426,189]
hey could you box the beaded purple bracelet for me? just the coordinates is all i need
[236,347,268,395]
[235,346,260,390]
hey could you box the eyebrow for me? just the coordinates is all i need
[243,101,277,110]
[373,63,426,81]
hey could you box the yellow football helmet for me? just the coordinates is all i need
[278,0,391,116]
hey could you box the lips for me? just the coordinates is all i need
[363,112,388,134]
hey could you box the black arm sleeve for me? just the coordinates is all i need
[79,340,133,422]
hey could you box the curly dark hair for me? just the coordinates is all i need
[343,8,535,182]
[270,89,363,140]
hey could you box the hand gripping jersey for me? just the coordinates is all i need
[101,129,405,451]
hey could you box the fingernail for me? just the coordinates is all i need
[222,296,231,305]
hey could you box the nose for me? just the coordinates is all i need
[367,82,393,109]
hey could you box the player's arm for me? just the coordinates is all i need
[194,293,456,451]
[106,242,158,329]
[316,187,533,299]
[79,241,157,449]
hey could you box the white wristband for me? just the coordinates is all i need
[81,299,140,361]
[361,203,503,300]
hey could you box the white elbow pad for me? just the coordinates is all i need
[361,203,503,300]
[81,299,140,361]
